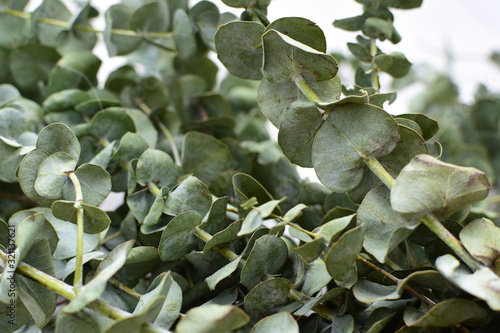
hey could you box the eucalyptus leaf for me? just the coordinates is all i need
[435,254,500,310]
[215,21,264,80]
[163,175,211,217]
[65,240,134,313]
[182,131,232,186]
[244,278,293,321]
[35,152,77,199]
[51,201,111,234]
[63,163,112,206]
[262,29,338,83]
[278,101,323,167]
[136,148,179,188]
[357,186,413,263]
[158,211,202,261]
[391,154,490,222]
[241,235,288,289]
[325,225,365,288]
[459,218,500,266]
[312,104,399,192]
[403,299,487,327]
[175,304,249,333]
[251,312,299,333]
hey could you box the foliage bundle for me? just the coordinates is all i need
[0,0,499,332]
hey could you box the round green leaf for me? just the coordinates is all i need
[244,278,293,321]
[104,5,142,56]
[9,45,60,93]
[131,1,170,36]
[35,152,77,199]
[325,225,365,288]
[51,200,111,234]
[182,131,232,186]
[312,104,400,192]
[55,310,101,333]
[358,186,413,263]
[36,123,81,161]
[459,218,500,266]
[278,101,323,167]
[18,150,54,205]
[62,163,111,206]
[404,299,488,327]
[163,176,212,217]
[89,107,136,141]
[43,89,90,114]
[175,304,249,333]
[173,8,196,60]
[257,79,300,127]
[135,148,179,188]
[391,154,491,222]
[265,17,326,52]
[47,51,101,93]
[241,235,288,289]
[262,29,338,83]
[215,21,265,80]
[0,84,20,107]
[251,312,299,333]
[158,211,202,261]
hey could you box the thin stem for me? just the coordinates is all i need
[109,277,142,299]
[289,289,336,321]
[363,156,396,188]
[100,231,122,246]
[370,38,380,92]
[137,99,181,166]
[357,255,436,307]
[67,172,84,293]
[421,214,481,270]
[0,251,170,331]
[287,223,319,239]
[3,8,173,39]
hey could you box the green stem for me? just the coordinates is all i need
[194,227,239,261]
[370,38,380,92]
[364,157,481,270]
[293,74,323,104]
[356,255,436,307]
[289,289,335,321]
[421,214,480,270]
[137,99,181,166]
[363,156,395,188]
[109,277,142,299]
[67,172,84,293]
[148,182,161,196]
[0,250,130,321]
[3,8,173,39]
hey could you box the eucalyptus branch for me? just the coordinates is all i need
[67,171,84,293]
[364,156,482,271]
[3,8,174,39]
[0,251,123,320]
